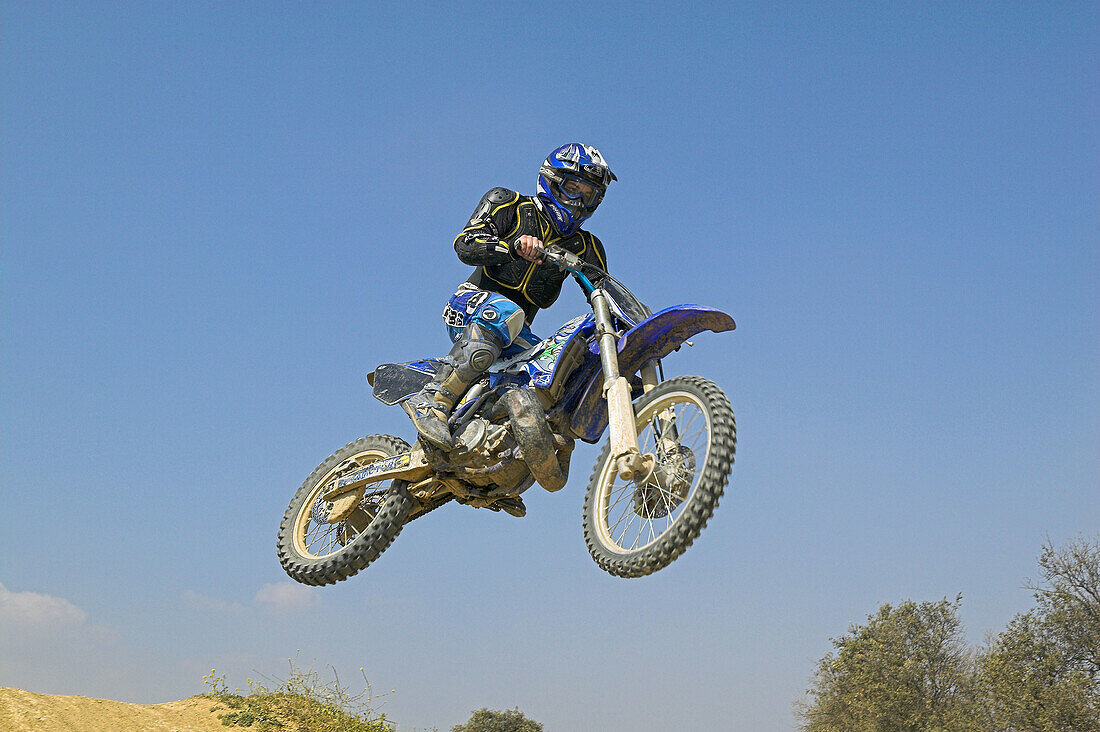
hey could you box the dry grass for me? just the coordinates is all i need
[202,654,393,731]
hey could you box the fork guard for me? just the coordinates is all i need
[569,305,736,443]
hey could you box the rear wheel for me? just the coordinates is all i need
[277,434,414,586]
[583,376,735,578]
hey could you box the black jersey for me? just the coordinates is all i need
[453,187,608,323]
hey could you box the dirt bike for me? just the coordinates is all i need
[277,244,736,584]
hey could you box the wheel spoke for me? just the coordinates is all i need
[628,516,643,550]
[305,522,340,555]
[680,402,700,427]
[657,483,675,518]
[678,425,707,448]
[608,495,633,536]
[608,479,633,501]
[619,504,642,547]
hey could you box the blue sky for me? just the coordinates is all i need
[1,2,1096,730]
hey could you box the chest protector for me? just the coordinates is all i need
[470,195,603,318]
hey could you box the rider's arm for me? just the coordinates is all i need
[582,231,609,281]
[453,188,520,266]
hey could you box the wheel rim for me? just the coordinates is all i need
[292,449,395,559]
[593,390,712,554]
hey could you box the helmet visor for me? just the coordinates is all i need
[558,174,602,207]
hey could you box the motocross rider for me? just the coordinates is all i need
[403,142,616,453]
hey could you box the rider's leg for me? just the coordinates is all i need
[501,320,541,357]
[402,322,504,449]
[404,292,528,449]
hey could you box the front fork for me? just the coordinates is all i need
[591,289,656,482]
[640,360,681,459]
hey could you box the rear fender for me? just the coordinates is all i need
[367,360,439,405]
[568,305,735,442]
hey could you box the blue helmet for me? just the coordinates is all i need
[536,143,616,235]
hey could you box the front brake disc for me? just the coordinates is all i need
[632,445,697,517]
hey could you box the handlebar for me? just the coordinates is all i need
[493,240,640,305]
[540,245,585,271]
[493,241,594,274]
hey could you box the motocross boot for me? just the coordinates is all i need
[402,324,504,450]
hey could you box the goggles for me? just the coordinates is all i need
[557,174,602,207]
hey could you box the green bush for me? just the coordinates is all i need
[974,535,1100,730]
[800,535,1100,731]
[799,597,978,731]
[452,706,543,732]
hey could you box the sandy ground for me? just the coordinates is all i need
[0,687,231,731]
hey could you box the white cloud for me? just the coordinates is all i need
[0,581,87,629]
[179,584,319,616]
[253,582,320,612]
[181,590,246,613]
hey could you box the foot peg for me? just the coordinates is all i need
[493,496,526,517]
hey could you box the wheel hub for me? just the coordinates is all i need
[310,494,336,524]
[633,445,696,517]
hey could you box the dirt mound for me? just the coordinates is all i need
[0,687,229,731]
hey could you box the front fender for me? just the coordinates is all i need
[568,305,735,442]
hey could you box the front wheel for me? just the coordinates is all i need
[277,434,415,586]
[583,375,735,578]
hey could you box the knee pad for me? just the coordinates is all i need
[448,323,505,380]
[468,349,495,372]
